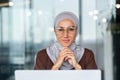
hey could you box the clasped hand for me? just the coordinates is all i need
[51,47,81,70]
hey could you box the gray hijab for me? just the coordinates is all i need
[54,11,79,33]
[46,11,84,70]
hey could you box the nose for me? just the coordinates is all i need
[63,30,68,38]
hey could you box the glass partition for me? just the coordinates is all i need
[0,0,79,80]
[1,0,118,80]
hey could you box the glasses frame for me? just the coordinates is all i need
[55,26,77,34]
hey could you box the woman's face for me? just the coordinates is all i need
[55,19,77,47]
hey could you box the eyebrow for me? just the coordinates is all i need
[68,26,76,28]
[56,26,75,28]
[57,26,64,28]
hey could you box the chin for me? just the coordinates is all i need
[62,43,71,47]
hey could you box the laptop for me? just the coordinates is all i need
[15,70,101,80]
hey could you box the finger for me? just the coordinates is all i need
[64,54,73,61]
[63,48,74,54]
[60,49,70,55]
[64,56,70,61]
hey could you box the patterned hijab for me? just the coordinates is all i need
[46,11,84,70]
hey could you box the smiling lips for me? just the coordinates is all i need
[62,39,70,43]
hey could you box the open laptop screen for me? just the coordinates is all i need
[15,70,101,80]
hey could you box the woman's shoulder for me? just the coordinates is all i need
[80,48,97,69]
[83,48,95,57]
[84,48,94,54]
[37,48,46,53]
[36,49,48,57]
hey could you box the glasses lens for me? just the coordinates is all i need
[56,26,76,34]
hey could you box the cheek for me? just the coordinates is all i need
[55,33,61,40]
[70,33,76,40]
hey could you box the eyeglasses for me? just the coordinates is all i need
[55,26,76,34]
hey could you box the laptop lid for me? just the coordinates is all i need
[15,70,101,80]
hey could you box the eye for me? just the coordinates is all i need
[56,27,64,32]
[69,28,74,31]
[68,26,75,31]
[58,28,64,31]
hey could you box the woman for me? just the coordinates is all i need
[34,11,97,70]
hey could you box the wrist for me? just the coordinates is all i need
[51,66,59,70]
[74,64,82,70]
[51,64,60,70]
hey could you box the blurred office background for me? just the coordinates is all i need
[0,0,120,80]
